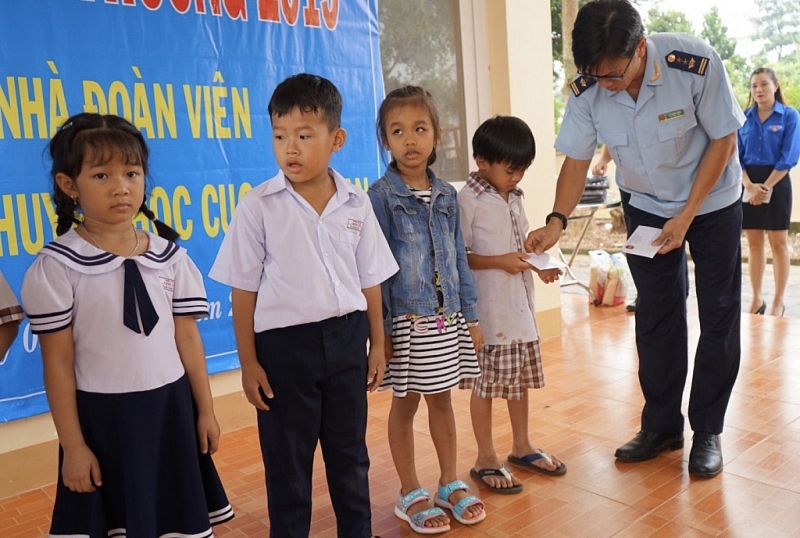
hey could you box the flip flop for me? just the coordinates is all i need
[508,450,567,476]
[470,465,523,494]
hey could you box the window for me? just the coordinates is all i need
[378,0,470,183]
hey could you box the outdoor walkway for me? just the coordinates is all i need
[2,293,800,537]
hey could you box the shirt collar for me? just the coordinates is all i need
[746,101,786,118]
[383,166,442,197]
[466,171,524,198]
[259,168,359,203]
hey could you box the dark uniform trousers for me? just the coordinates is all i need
[622,193,742,435]
[255,311,372,538]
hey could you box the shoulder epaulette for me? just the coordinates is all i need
[570,76,597,97]
[665,50,709,76]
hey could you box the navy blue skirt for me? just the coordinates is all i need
[742,165,792,230]
[49,375,234,538]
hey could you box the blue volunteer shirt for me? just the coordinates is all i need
[738,101,800,171]
[557,33,746,218]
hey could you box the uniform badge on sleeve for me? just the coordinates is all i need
[665,50,709,76]
[570,75,597,97]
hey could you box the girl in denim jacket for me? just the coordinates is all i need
[368,86,486,534]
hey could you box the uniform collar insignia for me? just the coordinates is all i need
[650,60,661,82]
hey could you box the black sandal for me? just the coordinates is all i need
[469,465,523,494]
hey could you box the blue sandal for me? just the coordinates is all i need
[394,487,450,534]
[433,479,486,525]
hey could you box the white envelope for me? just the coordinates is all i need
[523,252,568,270]
[623,225,666,258]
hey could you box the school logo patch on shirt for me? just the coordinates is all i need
[347,218,363,232]
[159,277,175,292]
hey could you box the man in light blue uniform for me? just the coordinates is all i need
[527,0,744,478]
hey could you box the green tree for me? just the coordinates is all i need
[751,0,800,61]
[646,7,695,35]
[701,7,736,60]
[700,6,751,105]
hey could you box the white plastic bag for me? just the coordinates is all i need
[588,250,629,306]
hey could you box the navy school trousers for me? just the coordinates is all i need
[622,194,741,435]
[255,311,373,538]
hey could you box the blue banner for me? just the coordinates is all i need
[0,0,384,422]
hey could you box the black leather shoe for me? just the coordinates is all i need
[689,432,723,477]
[614,431,684,462]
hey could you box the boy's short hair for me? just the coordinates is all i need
[268,73,343,131]
[472,116,536,170]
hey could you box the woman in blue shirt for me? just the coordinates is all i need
[739,67,800,316]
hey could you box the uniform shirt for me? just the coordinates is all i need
[557,33,745,218]
[21,230,208,394]
[0,270,23,325]
[209,169,398,333]
[738,102,800,171]
[457,173,538,345]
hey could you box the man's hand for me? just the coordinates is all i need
[654,215,692,255]
[591,161,608,176]
[241,362,273,411]
[525,221,563,255]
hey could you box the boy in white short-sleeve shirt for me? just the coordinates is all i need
[458,116,566,495]
[209,73,397,538]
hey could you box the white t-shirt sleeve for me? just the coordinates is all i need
[21,256,74,334]
[355,201,399,289]
[208,195,267,292]
[172,255,209,319]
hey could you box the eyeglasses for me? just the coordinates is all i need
[579,53,635,82]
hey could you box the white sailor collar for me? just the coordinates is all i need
[39,228,186,275]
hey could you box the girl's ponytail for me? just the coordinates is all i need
[138,199,180,242]
[54,190,81,237]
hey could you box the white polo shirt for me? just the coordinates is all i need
[209,169,398,333]
[457,174,539,346]
[21,230,208,394]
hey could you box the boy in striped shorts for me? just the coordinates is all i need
[457,116,567,494]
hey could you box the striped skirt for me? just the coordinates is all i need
[381,312,480,398]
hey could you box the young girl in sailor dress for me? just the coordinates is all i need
[21,113,233,538]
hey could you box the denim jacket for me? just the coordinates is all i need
[368,167,478,334]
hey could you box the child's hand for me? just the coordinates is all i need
[499,252,533,275]
[366,345,386,392]
[468,324,485,351]
[241,363,273,411]
[62,444,102,493]
[537,268,563,284]
[384,334,393,363]
[196,411,221,455]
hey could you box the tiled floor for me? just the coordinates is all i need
[3,294,800,537]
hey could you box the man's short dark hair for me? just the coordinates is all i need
[268,73,343,130]
[472,116,535,170]
[572,0,645,75]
